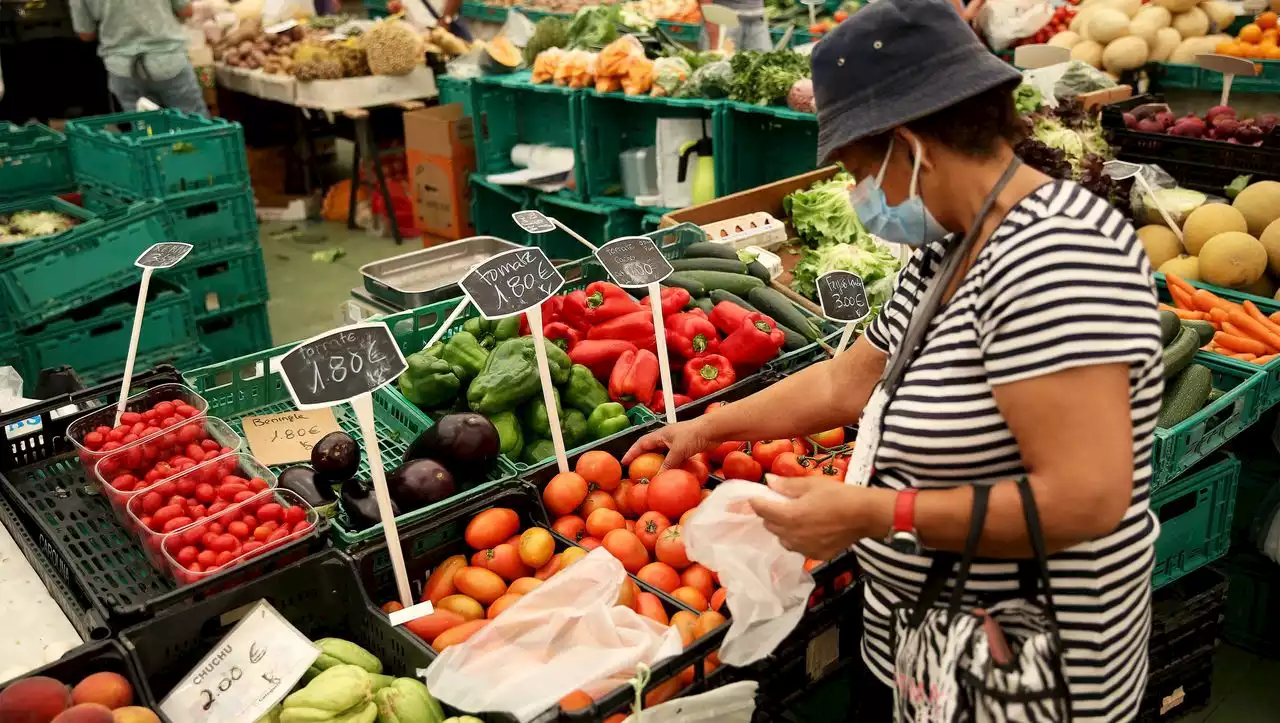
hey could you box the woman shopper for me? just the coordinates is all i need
[625,0,1160,720]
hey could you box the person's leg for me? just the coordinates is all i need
[106,73,144,113]
[740,15,774,51]
[149,64,209,116]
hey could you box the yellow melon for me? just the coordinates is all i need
[1198,232,1267,288]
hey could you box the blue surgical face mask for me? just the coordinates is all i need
[848,137,948,247]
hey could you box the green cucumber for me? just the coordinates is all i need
[662,272,706,297]
[748,286,823,341]
[694,297,715,315]
[1159,310,1180,346]
[1162,326,1198,380]
[709,289,759,313]
[671,258,750,274]
[1183,320,1215,347]
[1157,363,1212,428]
[685,242,739,260]
[678,270,764,297]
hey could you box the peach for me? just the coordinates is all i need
[0,675,73,723]
[111,707,161,723]
[71,673,131,710]
[50,703,114,723]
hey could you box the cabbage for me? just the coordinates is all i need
[8,210,75,238]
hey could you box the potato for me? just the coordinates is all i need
[238,40,253,54]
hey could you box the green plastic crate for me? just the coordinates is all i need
[1152,452,1239,590]
[195,302,272,363]
[1218,548,1280,656]
[437,74,478,120]
[1232,453,1279,549]
[0,122,73,202]
[473,73,588,196]
[533,192,627,261]
[1153,60,1280,94]
[79,341,213,389]
[1155,273,1280,410]
[0,199,172,331]
[18,278,195,382]
[161,247,269,319]
[0,194,97,261]
[470,174,534,246]
[65,109,248,198]
[769,26,821,47]
[84,183,258,263]
[1153,353,1265,492]
[460,1,508,22]
[659,20,704,44]
[721,102,818,194]
[580,90,725,199]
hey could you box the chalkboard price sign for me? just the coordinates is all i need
[594,236,673,288]
[512,210,556,234]
[135,242,194,269]
[816,270,871,323]
[459,247,565,320]
[277,322,408,410]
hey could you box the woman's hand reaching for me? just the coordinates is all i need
[621,418,718,469]
[750,475,893,560]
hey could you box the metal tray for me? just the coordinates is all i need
[359,236,522,310]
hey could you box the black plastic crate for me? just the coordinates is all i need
[118,549,429,718]
[1138,648,1213,723]
[347,479,729,722]
[1148,566,1228,668]
[1218,549,1280,657]
[0,365,327,633]
[1101,93,1280,195]
[0,640,161,713]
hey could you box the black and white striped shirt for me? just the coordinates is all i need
[858,180,1162,721]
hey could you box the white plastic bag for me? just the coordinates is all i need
[424,548,684,722]
[263,0,315,24]
[978,0,1054,51]
[682,481,815,666]
[622,680,759,723]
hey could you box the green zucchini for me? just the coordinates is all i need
[694,297,715,315]
[1158,310,1180,346]
[778,325,809,351]
[671,258,750,274]
[1162,326,1199,379]
[662,272,707,297]
[743,259,772,284]
[1183,319,1215,347]
[709,289,759,312]
[678,270,764,297]
[1157,363,1212,428]
[685,242,739,260]
[748,286,823,341]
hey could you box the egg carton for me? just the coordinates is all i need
[698,212,789,250]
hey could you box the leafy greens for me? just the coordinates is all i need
[728,50,811,106]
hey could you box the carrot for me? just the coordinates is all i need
[1209,308,1229,327]
[1243,301,1280,337]
[1170,308,1209,320]
[1227,308,1280,352]
[1214,331,1268,356]
[1270,311,1280,325]
[1236,353,1259,362]
[1169,285,1196,310]
[1165,273,1197,297]
[1254,354,1277,365]
[1193,288,1234,314]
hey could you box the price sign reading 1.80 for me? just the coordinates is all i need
[277,323,409,410]
[459,247,565,320]
[594,236,673,288]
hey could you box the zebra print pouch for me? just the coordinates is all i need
[889,480,1071,723]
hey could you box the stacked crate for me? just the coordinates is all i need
[67,109,272,366]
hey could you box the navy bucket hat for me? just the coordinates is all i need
[812,0,1022,165]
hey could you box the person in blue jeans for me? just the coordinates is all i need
[703,0,773,51]
[70,0,209,116]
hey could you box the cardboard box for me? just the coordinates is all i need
[404,104,477,241]
[660,166,840,237]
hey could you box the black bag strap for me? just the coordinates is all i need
[1014,477,1072,719]
[908,485,992,627]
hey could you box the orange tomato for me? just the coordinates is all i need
[535,553,563,580]
[625,519,636,533]
[645,677,682,707]
[670,610,698,645]
[479,543,531,582]
[579,489,618,518]
[655,525,691,569]
[579,536,601,550]
[680,564,716,600]
[803,558,822,573]
[634,511,671,551]
[508,577,543,595]
[381,600,403,614]
[561,546,588,568]
[710,587,727,612]
[647,469,701,520]
[560,690,594,712]
[602,528,649,572]
[404,609,466,643]
[1260,11,1278,30]
[551,514,586,542]
[810,427,846,448]
[487,592,523,618]
[1241,22,1264,44]
[635,591,669,625]
[423,554,467,604]
[464,507,520,550]
[628,452,665,482]
[637,561,681,593]
[627,478,650,514]
[671,586,709,611]
[617,576,639,609]
[518,527,555,568]
[613,480,635,517]
[586,507,626,538]
[544,472,589,516]
[694,610,726,638]
[432,619,488,652]
[437,594,485,621]
[452,567,508,605]
[576,450,623,491]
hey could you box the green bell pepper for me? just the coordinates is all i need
[522,438,557,465]
[463,317,521,349]
[521,387,562,439]
[587,402,630,439]
[442,331,489,380]
[467,337,570,414]
[563,364,609,414]
[563,409,588,448]
[397,350,464,409]
[489,410,523,459]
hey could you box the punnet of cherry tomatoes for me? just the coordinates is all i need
[68,384,209,472]
[1013,5,1078,47]
[92,414,241,515]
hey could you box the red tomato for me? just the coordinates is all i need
[465,508,520,551]
[646,470,701,520]
[552,515,587,542]
[634,511,671,552]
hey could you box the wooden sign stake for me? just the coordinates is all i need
[513,210,597,253]
[648,283,677,423]
[351,391,414,608]
[425,298,471,351]
[528,304,570,473]
[117,242,193,424]
[1103,160,1184,241]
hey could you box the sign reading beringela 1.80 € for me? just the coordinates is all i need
[277,323,408,410]
[459,246,565,320]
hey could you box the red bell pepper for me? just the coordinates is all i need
[609,349,660,406]
[649,391,692,414]
[561,290,592,330]
[585,281,642,322]
[683,354,735,399]
[570,340,638,380]
[588,310,655,348]
[665,313,721,359]
[709,301,755,336]
[641,287,691,318]
[543,322,581,352]
[721,313,785,371]
[521,295,565,336]
[686,308,709,321]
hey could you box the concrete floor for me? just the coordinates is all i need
[257,219,1280,722]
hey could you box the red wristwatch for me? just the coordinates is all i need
[886,488,921,554]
